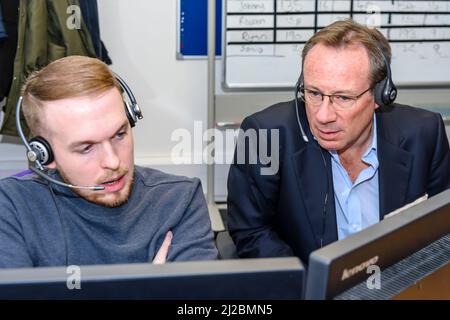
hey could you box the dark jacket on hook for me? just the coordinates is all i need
[0,0,96,137]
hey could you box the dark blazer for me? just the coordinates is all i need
[227,100,450,264]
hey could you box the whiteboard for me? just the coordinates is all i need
[223,0,450,89]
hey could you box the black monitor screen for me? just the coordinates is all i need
[0,257,304,299]
[305,189,450,300]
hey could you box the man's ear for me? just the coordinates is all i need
[46,161,57,169]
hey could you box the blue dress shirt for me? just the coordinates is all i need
[330,115,380,240]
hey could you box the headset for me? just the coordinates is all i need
[16,73,143,191]
[295,50,397,143]
[294,49,397,247]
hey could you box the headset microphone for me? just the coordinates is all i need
[16,97,105,191]
[294,73,309,143]
[29,166,104,190]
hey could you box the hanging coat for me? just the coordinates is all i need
[0,5,7,41]
[0,0,96,137]
[0,0,20,102]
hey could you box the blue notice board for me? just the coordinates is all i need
[177,0,222,58]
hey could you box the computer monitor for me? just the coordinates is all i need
[0,257,305,299]
[305,189,450,300]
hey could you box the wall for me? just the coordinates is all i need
[97,0,209,184]
[0,1,449,201]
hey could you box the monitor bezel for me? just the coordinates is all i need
[0,257,305,299]
[305,189,450,299]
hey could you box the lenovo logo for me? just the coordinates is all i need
[341,256,379,281]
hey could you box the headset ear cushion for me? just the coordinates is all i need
[374,77,397,107]
[374,78,387,107]
[385,78,397,106]
[29,136,54,166]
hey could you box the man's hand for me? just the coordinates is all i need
[153,231,173,264]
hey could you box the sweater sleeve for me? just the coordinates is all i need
[166,179,219,261]
[0,186,34,268]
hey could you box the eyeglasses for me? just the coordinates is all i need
[299,86,373,109]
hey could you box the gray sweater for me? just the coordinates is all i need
[0,166,218,268]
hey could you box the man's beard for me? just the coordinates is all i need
[59,168,135,208]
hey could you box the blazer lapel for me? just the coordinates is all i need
[377,113,413,219]
[292,142,338,247]
[290,107,412,246]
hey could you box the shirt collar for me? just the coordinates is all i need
[363,114,378,157]
[328,114,378,167]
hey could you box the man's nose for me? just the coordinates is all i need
[315,96,337,124]
[100,142,120,170]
